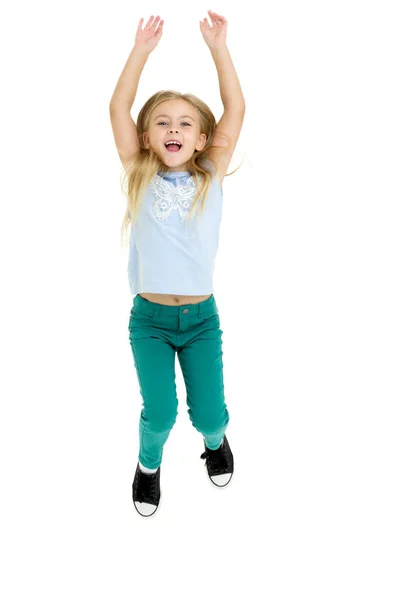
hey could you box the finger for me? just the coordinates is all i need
[210,12,222,26]
[150,15,161,29]
[137,17,144,30]
[144,15,154,28]
[209,10,226,23]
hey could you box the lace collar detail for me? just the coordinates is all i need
[150,174,198,223]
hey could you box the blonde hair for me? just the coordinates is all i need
[119,90,243,247]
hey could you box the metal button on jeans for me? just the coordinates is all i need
[183,308,189,314]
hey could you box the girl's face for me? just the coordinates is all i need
[144,100,207,171]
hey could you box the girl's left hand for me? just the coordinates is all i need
[200,10,227,49]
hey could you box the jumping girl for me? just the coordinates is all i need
[109,10,245,517]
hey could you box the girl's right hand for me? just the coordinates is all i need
[135,15,164,53]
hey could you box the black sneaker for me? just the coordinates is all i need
[132,463,161,517]
[200,435,234,487]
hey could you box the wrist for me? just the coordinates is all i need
[209,43,228,54]
[133,45,152,57]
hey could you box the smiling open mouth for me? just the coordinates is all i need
[165,142,182,152]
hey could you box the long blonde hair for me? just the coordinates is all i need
[119,90,243,247]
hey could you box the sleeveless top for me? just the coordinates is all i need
[127,165,223,295]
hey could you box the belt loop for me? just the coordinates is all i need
[198,302,203,319]
[154,305,160,318]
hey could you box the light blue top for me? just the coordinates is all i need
[128,166,223,295]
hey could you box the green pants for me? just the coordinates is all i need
[128,293,230,469]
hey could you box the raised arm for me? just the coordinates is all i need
[109,15,163,110]
[201,11,245,111]
[109,16,163,166]
[109,45,151,111]
[200,11,246,182]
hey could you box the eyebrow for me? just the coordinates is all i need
[153,114,195,121]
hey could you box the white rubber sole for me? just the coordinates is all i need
[204,463,234,489]
[133,489,162,518]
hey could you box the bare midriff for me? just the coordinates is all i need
[138,293,212,306]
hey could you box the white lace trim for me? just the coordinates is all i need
[150,175,200,223]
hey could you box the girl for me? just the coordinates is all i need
[109,11,245,517]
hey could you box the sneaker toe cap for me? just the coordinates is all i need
[134,501,158,517]
[210,473,232,487]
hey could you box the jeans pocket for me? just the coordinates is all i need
[202,313,220,328]
[129,310,153,330]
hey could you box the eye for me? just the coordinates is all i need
[157,121,192,126]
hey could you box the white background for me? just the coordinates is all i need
[1,1,399,598]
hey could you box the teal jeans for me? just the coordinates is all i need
[128,293,230,469]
